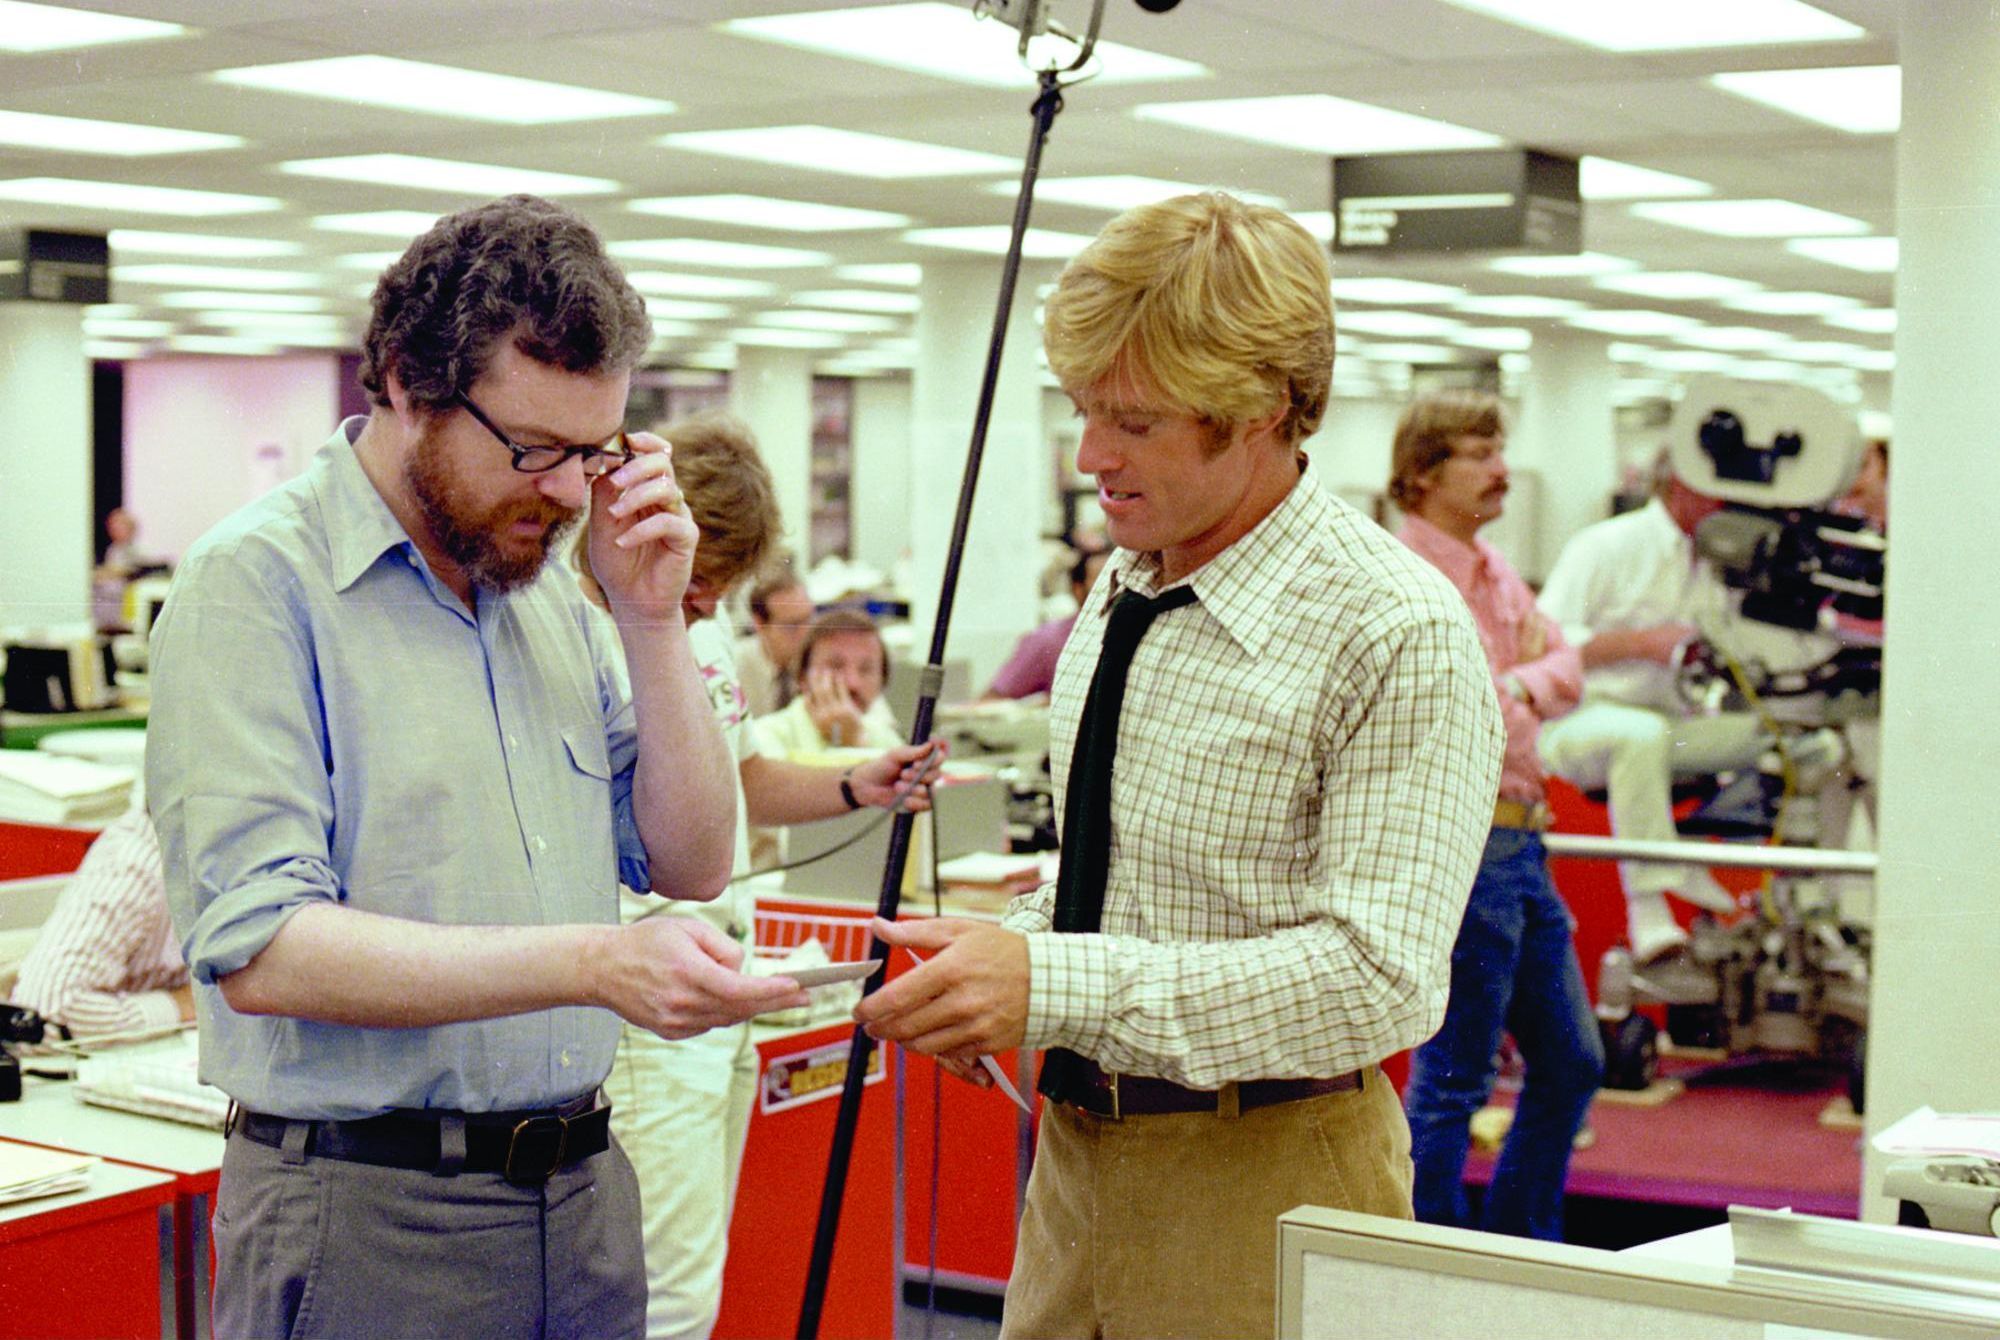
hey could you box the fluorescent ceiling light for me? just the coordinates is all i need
[626,271,777,299]
[0,0,184,52]
[1290,211,1335,243]
[731,328,846,349]
[159,291,331,312]
[1329,278,1466,305]
[903,226,1095,259]
[644,298,732,321]
[722,3,1206,89]
[629,194,909,232]
[84,304,138,318]
[1436,0,1863,52]
[166,334,285,356]
[1337,311,1464,337]
[1646,349,1739,371]
[279,155,619,197]
[1849,349,1895,371]
[110,230,300,259]
[1452,294,1588,318]
[1592,271,1762,300]
[1769,339,1867,363]
[996,175,1285,212]
[85,340,149,360]
[214,56,672,124]
[1668,325,1791,350]
[1488,251,1637,278]
[1823,308,1896,334]
[816,347,915,369]
[790,289,921,314]
[1711,65,1899,133]
[1630,198,1868,237]
[1566,309,1706,335]
[312,211,441,238]
[1787,236,1897,272]
[609,238,831,269]
[195,310,347,329]
[661,126,1015,178]
[1730,359,1815,381]
[835,263,922,286]
[649,319,700,339]
[1356,343,1460,363]
[1578,156,1711,200]
[114,263,319,290]
[83,318,175,339]
[336,252,406,271]
[0,109,239,155]
[0,177,280,216]
[1134,94,1502,155]
[1446,327,1533,351]
[1719,290,1862,315]
[753,310,899,334]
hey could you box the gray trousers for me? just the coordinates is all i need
[211,1121,646,1340]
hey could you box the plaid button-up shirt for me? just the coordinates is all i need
[1003,469,1503,1089]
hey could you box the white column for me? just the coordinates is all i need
[849,375,912,579]
[1860,0,2000,1219]
[730,346,814,569]
[0,302,91,631]
[908,258,1046,691]
[1509,326,1618,583]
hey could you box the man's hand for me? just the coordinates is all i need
[803,668,867,748]
[595,917,808,1040]
[853,916,1028,1065]
[588,432,696,620]
[846,739,947,811]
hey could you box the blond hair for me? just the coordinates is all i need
[1388,390,1506,510]
[1043,192,1333,446]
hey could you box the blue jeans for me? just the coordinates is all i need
[1405,827,1603,1240]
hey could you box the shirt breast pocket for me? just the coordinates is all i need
[559,725,620,910]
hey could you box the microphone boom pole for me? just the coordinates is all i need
[795,61,1076,1340]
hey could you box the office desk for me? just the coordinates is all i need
[0,1148,176,1340]
[0,819,102,881]
[0,1079,225,1340]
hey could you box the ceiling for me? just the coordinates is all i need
[0,0,1904,403]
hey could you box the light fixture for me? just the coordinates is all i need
[1445,327,1533,351]
[1848,349,1895,371]
[789,289,921,314]
[1592,271,1763,300]
[902,226,1096,259]
[1290,211,1335,242]
[1720,290,1863,315]
[0,177,280,216]
[1452,295,1589,318]
[628,194,910,232]
[114,263,321,291]
[1488,252,1637,278]
[1328,278,1467,305]
[1769,339,1868,363]
[730,328,846,349]
[1435,0,1864,52]
[1823,308,1895,334]
[753,310,899,333]
[1647,349,1741,371]
[159,291,332,312]
[0,109,239,156]
[720,3,1206,88]
[214,56,673,124]
[110,230,301,259]
[609,239,831,269]
[625,271,778,299]
[1711,65,1899,134]
[1786,237,1897,272]
[279,155,619,197]
[643,298,732,321]
[1630,198,1868,237]
[660,126,1015,178]
[1578,156,1712,201]
[1337,311,1465,337]
[649,319,700,340]
[166,334,286,356]
[1133,94,1502,155]
[1565,310,1706,335]
[336,252,407,271]
[1355,343,1461,363]
[834,263,922,287]
[994,175,1285,212]
[83,318,175,339]
[0,0,184,52]
[312,212,442,238]
[85,340,149,360]
[1668,326,1791,350]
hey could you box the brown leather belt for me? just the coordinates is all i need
[1039,1049,1361,1120]
[1493,797,1554,831]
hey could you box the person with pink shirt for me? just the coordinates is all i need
[1391,390,1603,1242]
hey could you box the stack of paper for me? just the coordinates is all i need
[0,752,134,825]
[0,1140,97,1206]
[936,851,1044,893]
[74,1031,229,1128]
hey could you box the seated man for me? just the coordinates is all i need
[754,611,902,756]
[735,567,814,717]
[9,799,191,1039]
[984,547,1108,700]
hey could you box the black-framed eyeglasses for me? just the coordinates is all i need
[455,392,631,477]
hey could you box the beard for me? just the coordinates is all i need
[405,426,581,594]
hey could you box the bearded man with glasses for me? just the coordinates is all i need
[145,195,809,1340]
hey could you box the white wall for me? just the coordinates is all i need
[850,375,912,578]
[0,303,91,630]
[124,354,343,561]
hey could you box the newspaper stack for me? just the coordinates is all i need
[0,1140,97,1206]
[0,751,134,825]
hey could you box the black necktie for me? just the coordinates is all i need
[1051,584,1199,935]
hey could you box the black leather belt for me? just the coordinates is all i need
[229,1092,611,1185]
[1038,1049,1361,1120]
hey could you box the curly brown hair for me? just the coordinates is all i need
[358,195,651,414]
[1388,389,1506,511]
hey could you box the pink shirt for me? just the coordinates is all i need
[1397,514,1581,805]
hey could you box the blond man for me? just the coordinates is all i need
[856,193,1502,1338]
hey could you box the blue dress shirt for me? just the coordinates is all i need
[146,420,652,1120]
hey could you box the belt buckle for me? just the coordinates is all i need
[504,1114,570,1184]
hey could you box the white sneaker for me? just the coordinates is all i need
[1628,892,1690,963]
